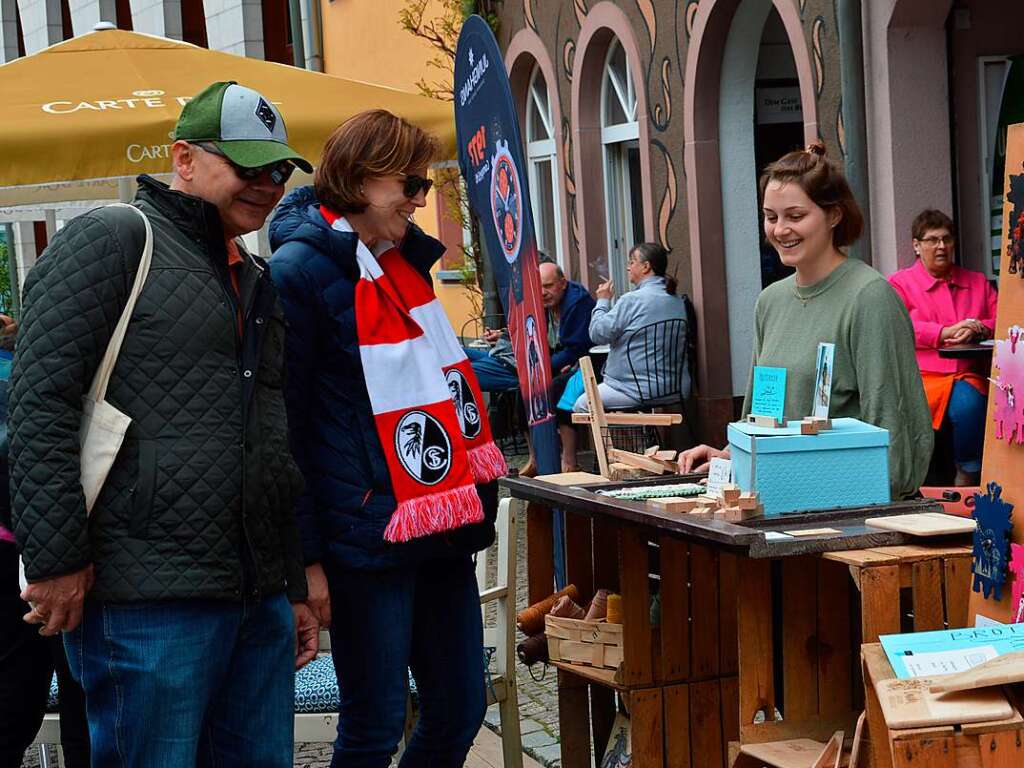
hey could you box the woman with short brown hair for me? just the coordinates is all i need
[269,109,505,768]
[681,144,932,500]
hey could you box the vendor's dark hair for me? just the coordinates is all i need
[631,242,677,295]
[315,109,439,214]
[911,209,956,241]
[759,142,864,248]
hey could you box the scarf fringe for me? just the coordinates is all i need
[383,484,485,543]
[468,442,508,484]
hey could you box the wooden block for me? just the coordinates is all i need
[738,492,759,510]
[808,417,832,430]
[654,450,678,462]
[800,419,820,435]
[928,652,1024,693]
[608,462,649,481]
[875,677,1013,728]
[644,445,659,456]
[864,513,975,537]
[719,506,759,523]
[722,484,741,503]
[748,413,784,427]
[607,448,672,475]
[647,496,699,513]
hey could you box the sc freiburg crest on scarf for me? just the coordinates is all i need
[395,410,452,485]
[490,139,523,265]
[446,369,482,440]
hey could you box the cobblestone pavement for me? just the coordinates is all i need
[23,453,564,768]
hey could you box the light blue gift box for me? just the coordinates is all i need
[727,417,890,515]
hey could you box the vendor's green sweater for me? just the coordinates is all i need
[741,257,933,499]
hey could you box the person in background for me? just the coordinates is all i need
[11,82,316,767]
[887,209,998,486]
[0,315,90,768]
[269,109,506,768]
[680,143,932,500]
[556,243,689,469]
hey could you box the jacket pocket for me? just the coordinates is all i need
[130,440,157,538]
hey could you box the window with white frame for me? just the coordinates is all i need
[525,64,563,268]
[601,38,643,291]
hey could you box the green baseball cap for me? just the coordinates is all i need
[174,81,313,173]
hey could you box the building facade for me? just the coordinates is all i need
[494,0,1024,442]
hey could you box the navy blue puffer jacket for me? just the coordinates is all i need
[269,187,497,570]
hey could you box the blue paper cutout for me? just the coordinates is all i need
[751,366,787,422]
[972,482,1014,601]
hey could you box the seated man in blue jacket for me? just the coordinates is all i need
[465,261,595,396]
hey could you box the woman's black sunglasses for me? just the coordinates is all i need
[403,174,434,198]
[193,142,296,186]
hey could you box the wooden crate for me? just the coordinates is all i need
[735,544,974,753]
[545,615,624,670]
[862,643,1024,768]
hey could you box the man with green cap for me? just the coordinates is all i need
[11,81,317,766]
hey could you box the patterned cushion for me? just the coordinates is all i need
[47,673,59,712]
[294,656,341,714]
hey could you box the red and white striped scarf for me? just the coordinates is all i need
[323,209,506,543]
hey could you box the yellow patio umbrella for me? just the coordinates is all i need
[0,28,455,201]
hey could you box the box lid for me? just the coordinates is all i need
[727,417,889,454]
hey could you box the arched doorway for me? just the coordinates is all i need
[684,0,817,432]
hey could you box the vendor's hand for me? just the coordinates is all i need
[292,602,320,670]
[678,444,730,475]
[596,280,614,300]
[22,564,94,635]
[304,562,331,628]
[482,328,504,344]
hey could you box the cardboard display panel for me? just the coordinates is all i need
[969,122,1024,625]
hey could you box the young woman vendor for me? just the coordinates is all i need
[679,143,932,500]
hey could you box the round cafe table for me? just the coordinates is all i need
[937,341,995,360]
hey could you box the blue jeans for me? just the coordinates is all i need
[947,379,986,473]
[64,594,295,768]
[325,556,486,768]
[464,347,519,392]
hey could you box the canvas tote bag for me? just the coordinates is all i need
[80,203,153,514]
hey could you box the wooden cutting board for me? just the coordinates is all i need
[874,677,1013,728]
[929,652,1024,693]
[535,471,609,486]
[864,512,976,536]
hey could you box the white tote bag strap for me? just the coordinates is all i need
[85,203,153,404]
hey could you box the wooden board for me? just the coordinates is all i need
[571,411,682,426]
[608,448,671,474]
[929,652,1024,693]
[578,356,610,477]
[535,471,610,486]
[864,512,975,536]
[784,527,842,538]
[874,677,1013,728]
[738,739,830,768]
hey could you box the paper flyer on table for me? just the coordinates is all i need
[880,622,1024,679]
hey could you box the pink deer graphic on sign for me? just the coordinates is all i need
[993,325,1024,445]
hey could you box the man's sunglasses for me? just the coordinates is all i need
[193,142,295,186]
[403,174,433,198]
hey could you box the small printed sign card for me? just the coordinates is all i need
[706,457,733,498]
[812,342,836,419]
[751,366,787,424]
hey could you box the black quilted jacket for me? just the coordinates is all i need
[10,176,307,603]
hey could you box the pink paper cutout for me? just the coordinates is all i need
[993,325,1024,445]
[1012,544,1024,624]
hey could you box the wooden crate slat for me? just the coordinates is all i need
[719,553,739,677]
[816,559,853,719]
[943,556,972,629]
[618,526,654,687]
[781,557,820,722]
[664,683,692,768]
[738,558,775,726]
[821,549,900,567]
[690,543,721,680]
[526,502,555,605]
[977,728,1024,767]
[890,735,956,768]
[689,679,725,768]
[721,676,740,758]
[630,688,665,768]
[557,669,591,768]
[867,544,972,563]
[658,535,690,682]
[861,564,901,643]
[565,511,594,605]
[911,559,945,632]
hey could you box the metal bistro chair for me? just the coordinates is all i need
[616,316,697,450]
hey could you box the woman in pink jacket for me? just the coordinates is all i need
[888,209,998,485]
